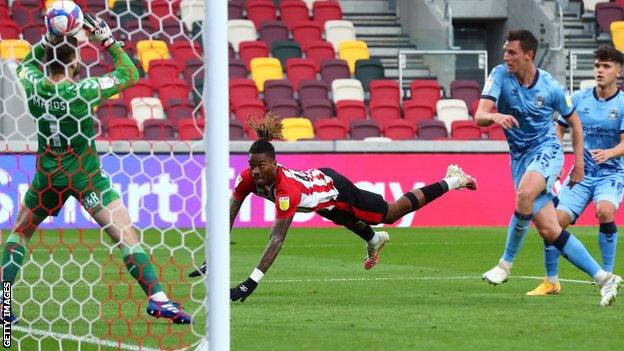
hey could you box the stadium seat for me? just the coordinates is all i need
[302,98,334,121]
[79,41,101,65]
[239,40,270,70]
[171,40,203,70]
[584,0,610,13]
[250,57,283,91]
[166,100,196,121]
[143,119,176,140]
[292,20,323,50]
[148,0,181,20]
[335,100,366,123]
[227,20,258,52]
[151,18,184,43]
[350,119,381,140]
[230,118,247,140]
[271,40,302,68]
[180,0,204,31]
[148,60,181,88]
[487,124,506,140]
[267,98,300,119]
[285,58,316,90]
[136,40,171,72]
[233,98,266,123]
[112,0,145,27]
[383,119,417,140]
[264,79,294,106]
[0,20,20,39]
[229,42,236,59]
[229,58,250,78]
[228,0,245,19]
[304,40,335,72]
[0,40,30,60]
[354,58,385,92]
[596,2,624,33]
[370,80,400,104]
[578,79,597,90]
[108,118,141,140]
[469,100,497,117]
[302,0,321,10]
[246,0,277,29]
[177,118,205,140]
[312,0,342,28]
[324,20,356,52]
[451,120,483,140]
[320,59,350,86]
[281,117,315,141]
[0,4,9,20]
[417,120,448,140]
[369,99,401,125]
[82,63,110,78]
[450,80,481,111]
[436,99,470,132]
[611,21,624,51]
[338,40,370,73]
[229,78,259,103]
[10,6,39,27]
[410,80,441,110]
[131,97,166,128]
[314,118,348,140]
[85,0,106,14]
[280,0,310,30]
[259,20,290,50]
[20,24,45,45]
[158,78,191,103]
[123,79,154,106]
[299,79,329,102]
[331,79,364,103]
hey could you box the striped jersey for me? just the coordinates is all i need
[232,164,339,219]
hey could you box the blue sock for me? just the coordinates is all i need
[599,222,618,272]
[544,240,560,277]
[502,211,532,263]
[552,230,601,277]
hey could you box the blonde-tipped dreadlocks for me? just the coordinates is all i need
[248,111,284,159]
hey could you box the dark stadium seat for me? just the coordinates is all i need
[285,58,316,90]
[263,79,294,106]
[21,24,45,45]
[369,99,401,125]
[229,58,249,78]
[112,0,145,27]
[314,118,348,140]
[403,99,436,123]
[154,17,186,42]
[292,20,323,50]
[304,40,335,72]
[382,119,417,140]
[233,98,266,123]
[99,99,129,119]
[354,58,385,92]
[302,98,334,121]
[10,6,40,27]
[239,40,270,69]
[486,124,506,140]
[228,0,245,20]
[410,80,441,110]
[171,40,203,70]
[177,118,205,140]
[108,118,141,140]
[84,63,110,78]
[165,100,196,121]
[229,42,236,59]
[85,0,106,15]
[246,0,277,29]
[370,80,400,104]
[123,79,155,106]
[312,0,343,28]
[259,20,290,50]
[184,58,205,85]
[280,0,309,30]
[298,79,329,103]
[320,59,350,86]
[230,118,247,140]
[149,60,181,88]
[596,2,624,33]
[350,119,381,140]
[271,40,302,68]
[11,0,40,10]
[335,100,366,123]
[143,119,176,140]
[267,98,300,119]
[451,80,481,111]
[417,120,448,140]
[451,120,483,140]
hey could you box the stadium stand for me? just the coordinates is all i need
[229,118,247,140]
[369,99,402,125]
[417,120,448,140]
[250,57,283,91]
[331,78,365,103]
[350,119,381,140]
[370,80,400,104]
[324,20,356,51]
[246,0,277,29]
[239,40,270,69]
[338,40,370,73]
[267,98,301,119]
[611,21,624,50]
[108,118,141,140]
[292,20,324,50]
[0,40,30,60]
[320,59,351,86]
[271,40,303,68]
[264,79,295,106]
[312,0,343,27]
[259,20,290,49]
[302,98,334,121]
[436,99,471,132]
[383,119,417,140]
[403,99,436,124]
[304,40,336,72]
[450,80,481,111]
[280,0,310,30]
[355,58,385,92]
[285,58,317,89]
[281,117,315,141]
[335,99,366,123]
[143,119,176,140]
[595,2,624,33]
[450,120,483,140]
[227,19,258,52]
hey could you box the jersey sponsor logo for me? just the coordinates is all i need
[278,196,290,211]
[81,191,100,209]
[535,95,545,108]
[565,95,573,108]
[609,108,619,120]
[482,77,494,94]
[97,77,115,89]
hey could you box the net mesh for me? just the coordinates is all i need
[0,1,206,349]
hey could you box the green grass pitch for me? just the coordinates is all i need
[4,226,623,350]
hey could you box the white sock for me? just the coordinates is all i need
[593,270,610,286]
[367,232,379,246]
[546,275,559,284]
[150,291,169,302]
[498,259,513,272]
[443,177,461,190]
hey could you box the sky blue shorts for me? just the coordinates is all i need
[557,172,624,221]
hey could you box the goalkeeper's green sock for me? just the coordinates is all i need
[121,245,164,298]
[1,233,26,283]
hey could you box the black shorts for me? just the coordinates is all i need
[316,168,388,225]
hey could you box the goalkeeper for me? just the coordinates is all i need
[0,15,191,324]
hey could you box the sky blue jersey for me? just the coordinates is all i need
[481,64,574,155]
[558,87,624,175]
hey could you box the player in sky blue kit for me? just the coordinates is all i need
[527,45,624,296]
[475,29,621,306]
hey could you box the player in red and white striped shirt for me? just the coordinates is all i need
[189,114,477,302]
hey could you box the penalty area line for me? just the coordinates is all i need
[263,275,594,285]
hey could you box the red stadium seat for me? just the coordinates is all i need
[410,80,441,111]
[108,118,141,140]
[370,80,400,104]
[304,40,335,72]
[314,118,348,140]
[383,119,417,140]
[0,20,20,39]
[335,100,366,123]
[280,0,310,30]
[451,120,483,140]
[143,119,176,140]
[486,124,506,140]
[417,120,448,140]
[403,99,435,123]
[229,78,259,102]
[177,118,205,140]
[350,119,381,140]
[233,98,266,123]
[0,5,9,21]
[312,0,342,28]
[239,40,270,69]
[123,79,154,107]
[292,20,323,50]
[247,0,277,29]
[171,40,203,70]
[369,99,401,125]
[148,60,181,88]
[158,79,191,105]
[285,58,316,90]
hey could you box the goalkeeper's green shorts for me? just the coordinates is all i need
[24,170,120,218]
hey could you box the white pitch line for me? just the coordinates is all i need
[11,325,166,351]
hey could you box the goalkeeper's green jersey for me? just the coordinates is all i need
[16,41,138,187]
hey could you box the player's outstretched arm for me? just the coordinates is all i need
[230,216,294,302]
[475,98,519,129]
[565,111,585,186]
[591,134,624,164]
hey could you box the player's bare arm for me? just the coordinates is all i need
[591,133,624,164]
[475,98,519,129]
[230,197,243,230]
[555,123,567,143]
[566,112,585,186]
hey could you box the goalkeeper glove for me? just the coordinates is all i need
[230,278,258,302]
[83,14,118,49]
[187,261,206,277]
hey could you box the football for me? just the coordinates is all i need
[44,1,84,37]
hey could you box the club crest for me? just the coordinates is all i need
[278,196,290,211]
[535,95,545,108]
[609,108,619,120]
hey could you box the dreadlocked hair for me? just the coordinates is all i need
[248,111,283,159]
